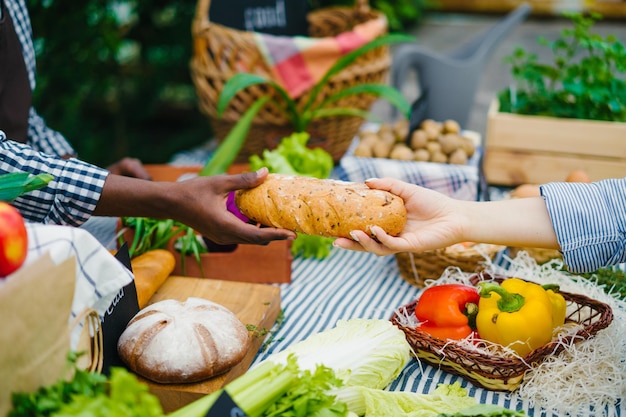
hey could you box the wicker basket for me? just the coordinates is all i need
[395,243,506,288]
[508,246,562,264]
[390,273,614,391]
[190,0,391,163]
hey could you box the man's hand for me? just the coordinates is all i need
[107,157,152,180]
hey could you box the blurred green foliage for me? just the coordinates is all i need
[309,0,431,32]
[27,0,426,167]
[28,0,212,167]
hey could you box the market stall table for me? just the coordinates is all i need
[247,247,625,417]
[166,134,623,416]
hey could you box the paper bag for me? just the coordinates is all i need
[0,254,76,416]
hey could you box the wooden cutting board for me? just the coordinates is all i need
[137,276,282,413]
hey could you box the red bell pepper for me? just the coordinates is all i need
[414,283,480,340]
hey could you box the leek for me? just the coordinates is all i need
[0,172,54,202]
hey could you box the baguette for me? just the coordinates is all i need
[235,174,407,239]
[131,249,176,308]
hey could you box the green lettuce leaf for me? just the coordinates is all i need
[265,319,411,390]
[333,383,477,417]
[248,132,333,179]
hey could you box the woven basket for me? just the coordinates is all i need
[395,244,506,288]
[508,246,562,264]
[390,273,614,391]
[190,0,391,163]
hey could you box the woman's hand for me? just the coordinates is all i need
[333,177,466,255]
[333,177,560,256]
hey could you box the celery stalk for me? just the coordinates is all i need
[237,367,298,417]
[167,360,296,417]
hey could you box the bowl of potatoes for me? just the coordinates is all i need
[353,118,477,165]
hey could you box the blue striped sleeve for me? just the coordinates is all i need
[540,178,626,273]
[0,132,108,226]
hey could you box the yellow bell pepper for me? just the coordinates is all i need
[475,278,564,357]
[543,284,567,328]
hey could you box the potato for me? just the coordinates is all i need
[372,139,393,158]
[442,119,461,134]
[420,119,440,132]
[353,142,373,157]
[448,148,468,165]
[565,169,591,183]
[430,151,448,163]
[393,119,410,142]
[459,136,476,158]
[414,148,430,162]
[389,144,415,160]
[410,129,428,150]
[378,130,396,145]
[510,184,541,198]
[439,134,461,155]
[425,141,442,155]
[423,126,441,141]
[359,131,380,147]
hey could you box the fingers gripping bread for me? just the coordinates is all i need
[235,174,407,238]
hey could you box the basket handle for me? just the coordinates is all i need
[193,0,212,33]
[193,0,372,32]
[355,0,371,15]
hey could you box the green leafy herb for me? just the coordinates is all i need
[118,217,207,273]
[578,266,626,300]
[498,12,626,122]
[51,367,163,417]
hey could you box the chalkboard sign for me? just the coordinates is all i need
[100,244,140,375]
[204,390,248,416]
[209,0,309,36]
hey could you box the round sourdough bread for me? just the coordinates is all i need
[117,297,250,384]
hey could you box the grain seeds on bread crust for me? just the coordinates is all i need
[235,174,407,238]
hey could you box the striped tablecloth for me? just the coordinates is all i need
[175,134,623,416]
[250,247,625,417]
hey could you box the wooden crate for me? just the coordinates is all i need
[428,0,626,18]
[482,100,626,186]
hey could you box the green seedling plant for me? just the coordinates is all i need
[217,33,414,133]
[498,12,626,122]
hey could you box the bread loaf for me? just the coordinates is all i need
[117,297,250,384]
[235,174,407,238]
[131,249,176,309]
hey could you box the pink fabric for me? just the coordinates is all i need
[254,15,387,98]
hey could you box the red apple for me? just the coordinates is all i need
[0,202,27,277]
